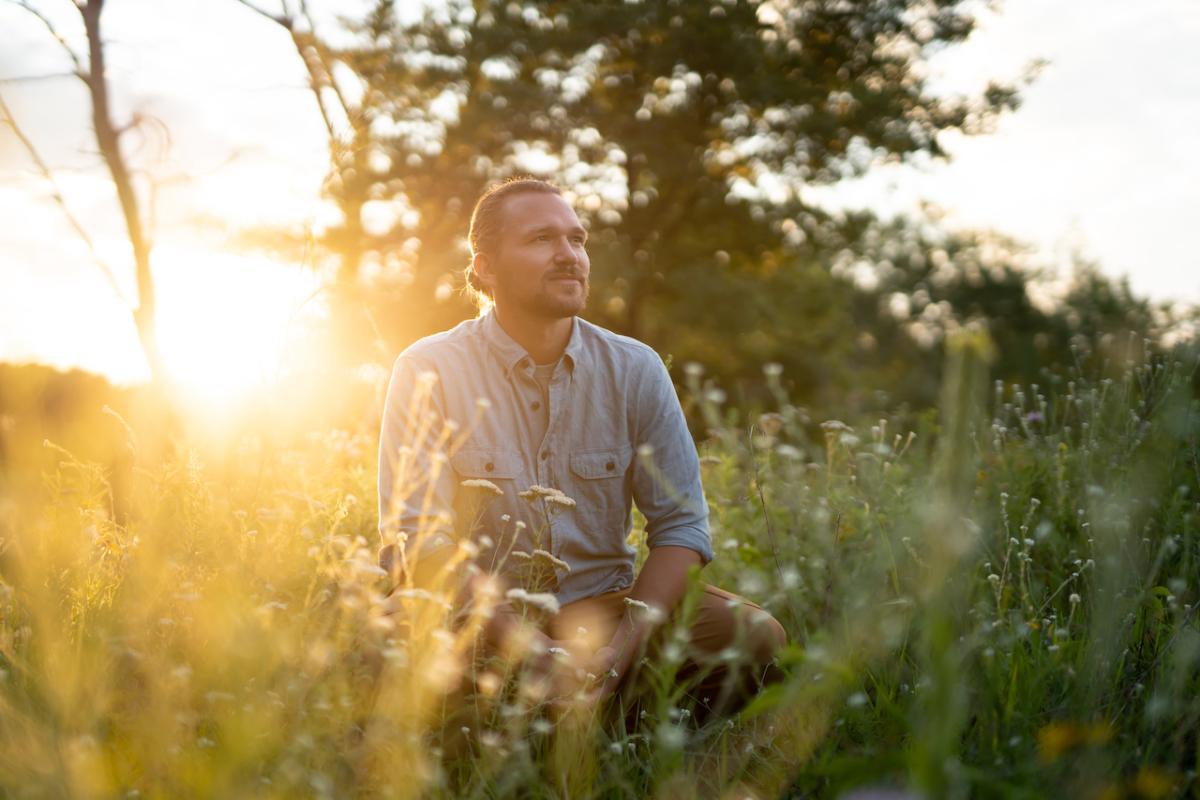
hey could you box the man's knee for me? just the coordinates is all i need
[744,607,788,667]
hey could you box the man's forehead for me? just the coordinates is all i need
[501,192,584,231]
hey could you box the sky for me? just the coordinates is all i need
[1,0,1198,391]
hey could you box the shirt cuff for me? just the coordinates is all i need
[646,526,714,565]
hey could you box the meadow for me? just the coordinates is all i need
[0,330,1196,798]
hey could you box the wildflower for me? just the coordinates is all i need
[987,574,1001,585]
[717,646,742,662]
[347,558,388,577]
[657,724,686,750]
[461,478,504,496]
[758,412,784,435]
[505,588,560,616]
[519,485,560,500]
[763,362,783,378]
[776,444,802,459]
[820,420,851,432]
[476,671,501,697]
[532,549,572,572]
[387,588,452,610]
[1069,593,1081,605]
[1037,720,1112,762]
[683,362,704,377]
[544,493,576,509]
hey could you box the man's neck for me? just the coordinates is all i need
[493,305,573,365]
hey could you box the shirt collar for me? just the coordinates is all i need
[482,308,585,378]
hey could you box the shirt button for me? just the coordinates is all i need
[531,400,541,411]
[485,462,494,472]
[540,451,550,460]
[606,461,615,471]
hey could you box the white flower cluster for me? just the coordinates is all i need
[505,587,560,616]
[461,478,504,496]
[532,548,571,573]
[518,485,576,508]
[623,596,666,624]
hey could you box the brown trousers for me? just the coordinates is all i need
[546,583,789,728]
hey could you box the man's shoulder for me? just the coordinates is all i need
[576,317,665,372]
[395,316,485,365]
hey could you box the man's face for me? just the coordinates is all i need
[477,192,590,320]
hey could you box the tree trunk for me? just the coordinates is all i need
[80,0,167,385]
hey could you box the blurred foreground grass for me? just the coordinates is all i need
[0,334,1197,798]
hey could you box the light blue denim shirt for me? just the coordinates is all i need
[377,309,713,607]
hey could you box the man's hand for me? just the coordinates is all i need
[585,546,704,702]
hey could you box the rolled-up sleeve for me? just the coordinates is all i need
[630,354,714,564]
[377,353,458,573]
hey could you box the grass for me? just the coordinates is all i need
[0,331,1196,798]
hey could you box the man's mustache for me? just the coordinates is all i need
[547,271,587,282]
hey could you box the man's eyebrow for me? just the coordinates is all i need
[523,223,588,239]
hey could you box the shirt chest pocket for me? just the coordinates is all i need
[451,448,520,480]
[569,446,634,480]
[567,446,635,543]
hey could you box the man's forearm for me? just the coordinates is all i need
[611,545,702,652]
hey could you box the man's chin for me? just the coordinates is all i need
[531,287,589,319]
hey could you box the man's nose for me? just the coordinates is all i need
[553,237,578,265]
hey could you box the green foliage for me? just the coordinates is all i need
[265,0,1037,390]
[2,341,1196,796]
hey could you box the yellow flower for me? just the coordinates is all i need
[1036,720,1112,762]
[1131,766,1176,799]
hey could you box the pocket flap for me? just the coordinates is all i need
[451,449,519,479]
[569,446,633,480]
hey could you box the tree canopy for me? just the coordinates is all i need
[236,0,1187,415]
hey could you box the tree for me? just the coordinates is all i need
[325,0,1024,357]
[3,0,168,385]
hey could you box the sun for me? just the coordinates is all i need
[153,245,322,407]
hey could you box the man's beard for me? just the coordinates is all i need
[526,274,590,319]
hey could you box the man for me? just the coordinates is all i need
[378,178,786,725]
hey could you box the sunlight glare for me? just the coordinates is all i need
[154,246,321,406]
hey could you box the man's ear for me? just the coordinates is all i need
[472,251,496,294]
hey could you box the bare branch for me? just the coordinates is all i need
[232,0,341,144]
[0,71,78,83]
[232,0,292,29]
[4,0,86,77]
[299,0,358,123]
[0,88,127,303]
